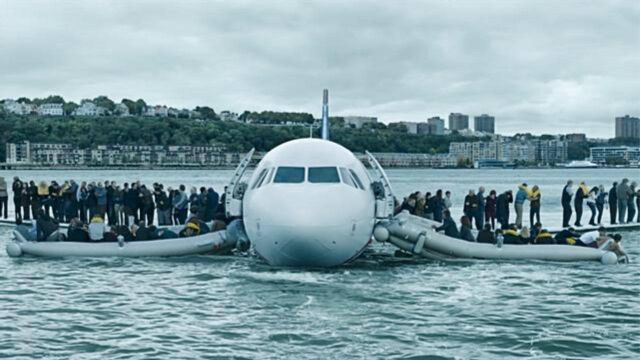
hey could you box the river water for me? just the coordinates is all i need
[1,169,639,359]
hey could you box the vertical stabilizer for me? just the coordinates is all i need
[321,89,329,140]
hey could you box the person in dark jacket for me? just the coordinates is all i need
[554,227,580,245]
[431,189,445,222]
[124,182,139,226]
[574,182,588,227]
[139,185,155,226]
[485,190,497,230]
[205,187,219,222]
[86,183,98,220]
[12,177,23,220]
[608,182,618,225]
[496,190,512,229]
[35,210,59,242]
[595,185,607,225]
[112,185,124,225]
[463,190,478,222]
[20,182,31,220]
[477,223,495,244]
[433,210,459,238]
[48,181,61,222]
[561,180,574,227]
[67,218,90,242]
[134,221,156,241]
[154,184,172,226]
[627,182,637,223]
[475,187,485,230]
[459,216,475,242]
[0,177,8,219]
[28,181,40,220]
[130,182,141,223]
[106,181,115,225]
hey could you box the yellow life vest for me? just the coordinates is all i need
[530,189,541,199]
[504,229,519,237]
[37,184,49,196]
[579,183,589,195]
[566,237,577,245]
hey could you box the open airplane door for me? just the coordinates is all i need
[225,148,254,218]
[365,151,396,219]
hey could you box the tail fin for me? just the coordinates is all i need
[321,89,329,140]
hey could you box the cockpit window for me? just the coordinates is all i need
[265,167,276,184]
[339,167,357,188]
[349,169,366,190]
[274,167,305,183]
[308,167,340,183]
[251,168,269,189]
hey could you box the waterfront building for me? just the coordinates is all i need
[448,113,469,131]
[427,117,445,135]
[565,133,587,143]
[398,122,420,134]
[37,103,64,116]
[114,103,130,116]
[219,110,239,122]
[145,105,169,117]
[4,141,248,167]
[449,138,567,165]
[590,146,640,165]
[615,115,640,139]
[535,139,568,165]
[417,123,431,135]
[2,100,35,115]
[73,101,108,116]
[362,152,457,168]
[6,141,88,165]
[343,116,378,129]
[473,114,495,134]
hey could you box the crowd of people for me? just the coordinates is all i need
[4,176,227,227]
[1,176,230,242]
[396,178,637,256]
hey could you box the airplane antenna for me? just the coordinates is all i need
[321,89,329,140]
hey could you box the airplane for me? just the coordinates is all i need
[224,90,396,267]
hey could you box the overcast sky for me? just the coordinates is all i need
[1,0,638,137]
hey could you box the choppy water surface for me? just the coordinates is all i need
[1,169,639,359]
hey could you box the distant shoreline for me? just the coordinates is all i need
[0,165,638,171]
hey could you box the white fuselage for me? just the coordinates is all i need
[242,139,376,267]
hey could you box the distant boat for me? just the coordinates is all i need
[560,160,599,168]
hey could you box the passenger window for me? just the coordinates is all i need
[349,169,366,190]
[274,167,305,183]
[308,167,340,183]
[340,167,357,188]
[251,169,269,189]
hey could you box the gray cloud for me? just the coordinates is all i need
[1,0,638,137]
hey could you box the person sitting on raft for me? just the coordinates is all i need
[68,218,90,242]
[134,221,157,241]
[477,223,495,244]
[432,210,459,238]
[576,227,610,248]
[554,227,581,245]
[459,216,475,242]
[502,224,527,245]
[35,209,60,241]
[88,215,105,241]
[533,228,554,244]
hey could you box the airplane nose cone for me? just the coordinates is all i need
[246,188,374,267]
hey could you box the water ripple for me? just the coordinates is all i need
[1,228,639,359]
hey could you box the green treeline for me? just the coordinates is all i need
[0,113,479,160]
